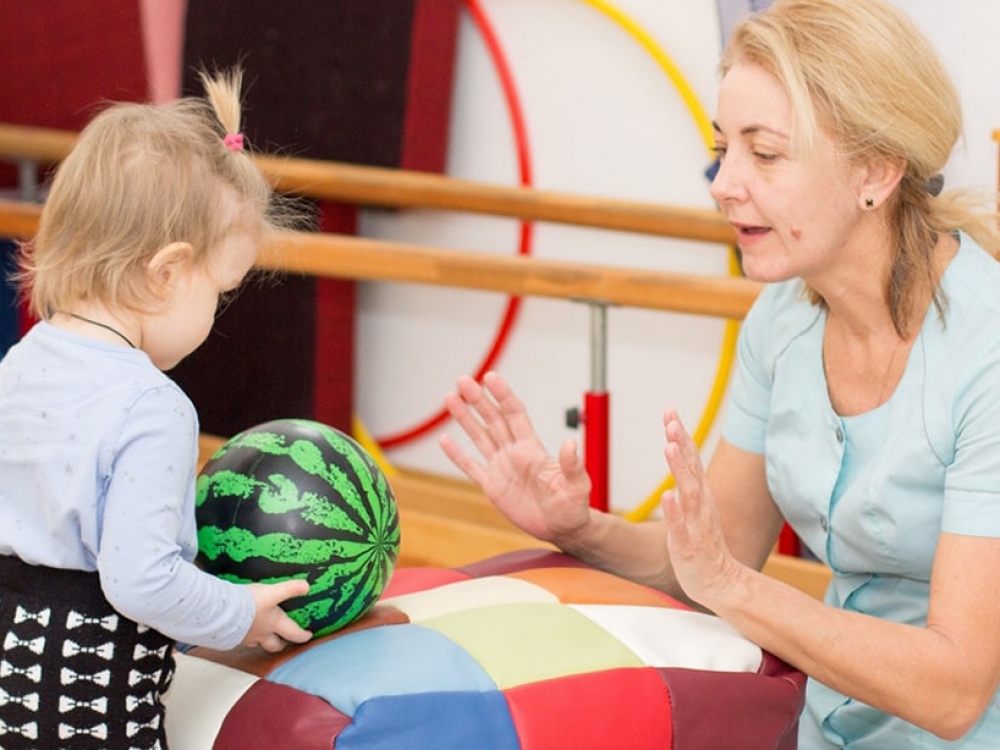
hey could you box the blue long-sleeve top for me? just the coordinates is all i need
[0,322,253,650]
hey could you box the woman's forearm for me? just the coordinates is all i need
[707,560,999,740]
[556,510,687,600]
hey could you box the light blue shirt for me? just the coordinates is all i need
[0,322,253,649]
[725,232,1000,748]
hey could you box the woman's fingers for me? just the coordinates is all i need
[557,438,582,475]
[663,410,705,514]
[441,372,552,500]
[482,372,537,444]
[444,388,496,456]
[447,372,538,454]
[450,376,511,450]
[441,373,525,486]
[661,410,712,564]
[468,372,521,447]
[439,432,486,487]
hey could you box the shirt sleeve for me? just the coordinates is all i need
[942,347,1000,537]
[96,384,255,650]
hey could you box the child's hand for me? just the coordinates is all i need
[243,580,313,652]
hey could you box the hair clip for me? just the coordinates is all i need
[223,133,245,152]
[926,173,944,197]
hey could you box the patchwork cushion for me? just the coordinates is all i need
[163,549,806,749]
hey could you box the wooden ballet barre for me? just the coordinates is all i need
[0,122,736,244]
[0,123,71,164]
[253,155,736,244]
[265,231,760,319]
[0,198,43,238]
[0,200,760,319]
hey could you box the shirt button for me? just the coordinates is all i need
[835,426,844,443]
[820,516,829,532]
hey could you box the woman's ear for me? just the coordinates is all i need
[858,157,906,211]
[146,242,195,293]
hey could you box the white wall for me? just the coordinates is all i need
[355,0,1000,516]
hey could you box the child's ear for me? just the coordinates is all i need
[146,242,195,291]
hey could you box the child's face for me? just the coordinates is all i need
[144,225,259,371]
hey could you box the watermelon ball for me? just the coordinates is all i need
[195,419,400,638]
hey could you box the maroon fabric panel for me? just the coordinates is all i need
[175,2,460,437]
[656,655,806,750]
[0,0,148,336]
[183,0,425,166]
[168,272,319,435]
[213,678,351,749]
[0,0,147,191]
[313,203,359,432]
[401,0,462,173]
[0,0,147,129]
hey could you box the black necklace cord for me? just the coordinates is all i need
[63,312,138,349]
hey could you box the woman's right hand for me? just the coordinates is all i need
[439,372,593,544]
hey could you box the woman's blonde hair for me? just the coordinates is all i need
[17,68,287,319]
[724,0,1000,334]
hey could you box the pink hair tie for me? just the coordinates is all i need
[223,133,244,152]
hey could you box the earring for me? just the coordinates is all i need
[865,197,874,208]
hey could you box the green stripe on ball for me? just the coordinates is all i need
[196,419,400,637]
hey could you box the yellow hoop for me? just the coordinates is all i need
[578,0,741,522]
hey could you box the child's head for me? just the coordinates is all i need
[18,68,280,321]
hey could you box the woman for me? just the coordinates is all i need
[440,0,1000,746]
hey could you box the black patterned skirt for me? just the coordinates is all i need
[0,555,175,749]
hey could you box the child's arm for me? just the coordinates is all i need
[97,387,258,649]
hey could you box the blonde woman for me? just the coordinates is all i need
[442,0,1000,746]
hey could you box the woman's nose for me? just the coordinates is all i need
[709,156,746,204]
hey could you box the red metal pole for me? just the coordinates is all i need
[584,390,610,512]
[778,523,801,556]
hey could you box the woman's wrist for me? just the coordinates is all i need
[697,557,755,618]
[551,507,604,557]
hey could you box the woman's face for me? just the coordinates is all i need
[709,62,867,286]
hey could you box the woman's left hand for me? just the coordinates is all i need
[660,409,745,610]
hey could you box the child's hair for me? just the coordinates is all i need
[16,68,285,319]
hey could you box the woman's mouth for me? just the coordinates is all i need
[730,223,772,249]
[733,222,770,236]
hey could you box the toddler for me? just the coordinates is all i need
[0,69,311,748]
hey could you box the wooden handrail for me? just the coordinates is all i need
[0,122,736,244]
[0,123,73,163]
[267,231,759,318]
[0,122,753,316]
[0,199,44,239]
[0,200,760,319]
[255,156,736,244]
